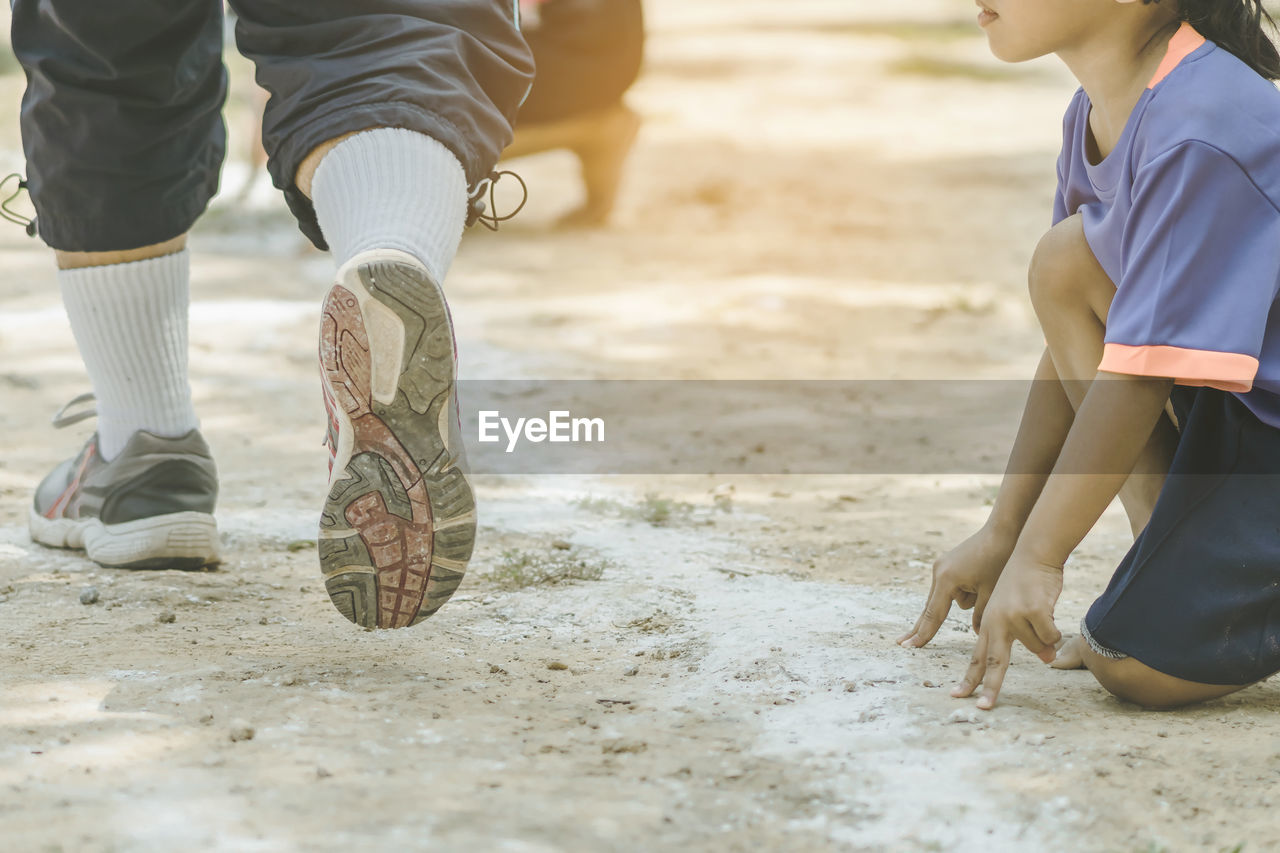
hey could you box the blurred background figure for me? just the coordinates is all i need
[506,0,644,227]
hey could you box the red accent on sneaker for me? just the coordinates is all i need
[44,442,97,520]
[320,284,437,629]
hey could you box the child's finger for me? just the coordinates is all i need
[900,584,953,648]
[896,576,939,645]
[952,632,988,697]
[1028,612,1062,657]
[976,632,1013,710]
[1015,619,1057,664]
[971,588,992,633]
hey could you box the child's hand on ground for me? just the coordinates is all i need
[898,525,1016,649]
[950,556,1064,709]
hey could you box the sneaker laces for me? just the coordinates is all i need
[51,392,98,429]
[466,170,528,231]
[1,173,37,238]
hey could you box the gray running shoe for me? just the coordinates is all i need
[30,412,220,569]
[318,249,476,629]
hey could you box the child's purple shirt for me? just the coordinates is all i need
[1054,24,1280,427]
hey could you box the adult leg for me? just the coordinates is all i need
[506,104,642,227]
[507,0,645,226]
[1027,214,1180,535]
[231,0,533,628]
[13,0,223,567]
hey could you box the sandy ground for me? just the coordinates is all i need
[2,1,1280,851]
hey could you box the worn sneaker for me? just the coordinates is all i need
[30,423,220,570]
[318,249,476,629]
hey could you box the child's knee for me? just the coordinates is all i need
[1082,644,1242,710]
[1084,652,1177,709]
[1028,214,1102,312]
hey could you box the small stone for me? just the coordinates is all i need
[922,680,936,688]
[286,540,315,552]
[229,721,255,742]
[157,611,176,624]
[948,709,980,725]
[843,681,857,693]
[1024,733,1048,746]
[623,666,639,677]
[489,664,507,675]
[316,767,332,779]
[198,713,215,725]
[550,539,572,551]
[78,587,99,605]
[547,662,568,671]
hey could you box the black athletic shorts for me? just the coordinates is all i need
[1082,386,1280,686]
[10,0,534,252]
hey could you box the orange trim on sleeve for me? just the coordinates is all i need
[1147,23,1206,89]
[1099,343,1258,392]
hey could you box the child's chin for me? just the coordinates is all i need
[985,38,1040,64]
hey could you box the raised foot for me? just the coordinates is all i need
[318,255,476,629]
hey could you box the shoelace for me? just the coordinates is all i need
[466,170,528,231]
[51,392,98,429]
[1,173,37,238]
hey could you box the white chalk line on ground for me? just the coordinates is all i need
[472,488,1075,850]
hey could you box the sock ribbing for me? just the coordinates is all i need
[311,128,468,284]
[58,250,199,460]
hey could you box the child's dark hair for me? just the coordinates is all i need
[1145,0,1280,79]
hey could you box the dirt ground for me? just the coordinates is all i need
[2,2,1279,851]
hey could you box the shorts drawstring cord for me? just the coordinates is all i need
[466,169,528,231]
[1,173,37,237]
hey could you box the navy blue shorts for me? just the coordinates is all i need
[1082,386,1280,686]
[11,0,534,252]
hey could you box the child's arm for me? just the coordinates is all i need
[900,349,1076,647]
[953,371,1174,709]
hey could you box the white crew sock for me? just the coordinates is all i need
[58,250,199,461]
[310,128,468,284]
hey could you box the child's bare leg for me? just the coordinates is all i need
[1076,642,1250,709]
[1028,214,1180,535]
